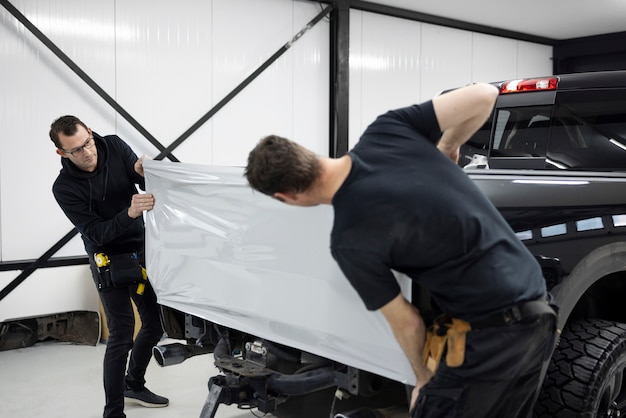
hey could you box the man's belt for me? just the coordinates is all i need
[471,298,556,329]
[422,297,557,373]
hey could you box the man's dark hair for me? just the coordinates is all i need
[49,115,88,148]
[245,135,322,196]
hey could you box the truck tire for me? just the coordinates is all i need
[534,319,626,418]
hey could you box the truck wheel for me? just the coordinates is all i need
[534,319,626,418]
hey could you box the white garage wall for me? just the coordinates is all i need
[349,10,553,148]
[0,0,329,263]
[0,0,329,322]
[0,0,552,321]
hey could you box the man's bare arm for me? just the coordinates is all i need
[379,293,433,394]
[432,83,499,162]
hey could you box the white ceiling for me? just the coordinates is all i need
[366,0,626,40]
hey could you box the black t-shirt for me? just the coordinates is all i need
[330,101,546,321]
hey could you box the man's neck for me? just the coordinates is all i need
[316,155,352,204]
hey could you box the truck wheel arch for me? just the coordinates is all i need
[551,241,626,329]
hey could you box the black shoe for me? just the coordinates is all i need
[124,386,169,408]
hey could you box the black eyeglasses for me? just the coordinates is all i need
[62,137,95,156]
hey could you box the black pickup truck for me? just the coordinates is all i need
[149,70,626,418]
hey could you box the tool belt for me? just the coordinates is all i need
[471,297,557,329]
[94,252,148,294]
[422,297,557,373]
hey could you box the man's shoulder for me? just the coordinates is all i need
[97,133,135,161]
[97,133,126,147]
[52,172,65,193]
[52,170,78,200]
[358,101,438,144]
[370,101,434,125]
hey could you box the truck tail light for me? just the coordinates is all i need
[500,77,558,94]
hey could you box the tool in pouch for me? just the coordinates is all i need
[94,252,148,295]
[422,315,471,373]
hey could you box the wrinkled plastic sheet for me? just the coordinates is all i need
[144,160,414,385]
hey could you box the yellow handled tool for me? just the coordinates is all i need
[137,267,148,295]
[94,253,110,268]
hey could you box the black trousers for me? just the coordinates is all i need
[412,311,557,418]
[97,280,164,418]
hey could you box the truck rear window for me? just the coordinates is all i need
[490,106,552,158]
[548,90,626,170]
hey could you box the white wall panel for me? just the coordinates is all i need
[212,0,328,165]
[349,11,421,149]
[0,0,116,261]
[349,16,553,148]
[420,23,473,101]
[115,0,213,162]
[517,40,553,77]
[292,4,330,157]
[472,32,518,82]
[211,0,293,166]
[0,266,98,322]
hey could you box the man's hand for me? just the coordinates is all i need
[134,155,152,177]
[437,141,460,163]
[128,193,154,219]
[409,369,434,413]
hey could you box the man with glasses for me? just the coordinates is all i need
[50,115,168,418]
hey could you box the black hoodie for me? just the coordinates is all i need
[53,133,146,257]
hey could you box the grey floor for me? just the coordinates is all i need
[0,338,274,418]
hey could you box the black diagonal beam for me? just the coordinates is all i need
[0,256,89,272]
[0,229,79,301]
[155,3,334,159]
[0,0,177,162]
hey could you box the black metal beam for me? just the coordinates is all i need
[0,256,89,272]
[0,229,80,302]
[0,0,177,162]
[155,4,334,160]
[311,0,555,45]
[350,1,555,46]
[329,0,350,157]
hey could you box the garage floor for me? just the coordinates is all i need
[0,339,272,418]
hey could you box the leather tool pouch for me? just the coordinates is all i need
[422,316,472,373]
[422,323,447,373]
[445,318,471,367]
[95,252,143,290]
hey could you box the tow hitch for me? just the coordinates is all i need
[199,356,337,417]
